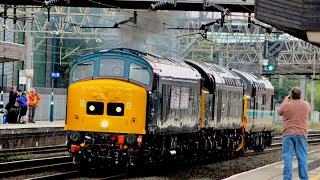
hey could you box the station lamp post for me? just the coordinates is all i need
[50,31,59,122]
[0,13,6,109]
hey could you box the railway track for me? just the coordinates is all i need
[28,172,129,180]
[1,133,320,179]
[0,156,75,179]
[243,135,320,157]
[0,154,131,180]
[0,145,67,160]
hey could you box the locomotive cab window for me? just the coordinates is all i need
[72,61,94,82]
[129,63,151,86]
[99,58,125,77]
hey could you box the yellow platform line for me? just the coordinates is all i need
[310,174,320,180]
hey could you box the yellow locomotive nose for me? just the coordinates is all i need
[65,79,147,135]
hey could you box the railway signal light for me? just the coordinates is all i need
[267,64,276,71]
[262,58,277,75]
[262,40,283,76]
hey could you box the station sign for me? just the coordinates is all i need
[51,72,61,79]
[19,77,26,85]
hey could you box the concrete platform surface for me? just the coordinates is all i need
[225,149,320,180]
[0,120,66,149]
[0,120,65,129]
[0,120,65,134]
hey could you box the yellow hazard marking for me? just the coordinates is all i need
[80,100,85,107]
[126,102,132,109]
[310,174,320,180]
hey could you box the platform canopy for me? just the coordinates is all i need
[255,0,320,47]
[0,41,25,63]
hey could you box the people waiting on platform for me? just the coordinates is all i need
[5,86,18,111]
[16,92,28,124]
[28,88,41,123]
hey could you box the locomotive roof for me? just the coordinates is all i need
[184,60,242,87]
[232,69,274,92]
[232,69,258,84]
[143,54,201,82]
[258,76,274,91]
[97,48,201,82]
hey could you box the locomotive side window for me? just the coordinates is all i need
[99,58,125,77]
[216,89,222,123]
[170,86,190,109]
[161,84,171,120]
[262,94,266,105]
[271,95,274,114]
[72,61,94,81]
[129,63,151,85]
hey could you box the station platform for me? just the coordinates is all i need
[225,149,320,180]
[0,120,66,149]
[0,120,65,134]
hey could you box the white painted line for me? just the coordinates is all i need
[224,149,320,180]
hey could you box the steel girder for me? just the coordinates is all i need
[177,12,320,75]
[0,0,254,12]
[0,6,319,74]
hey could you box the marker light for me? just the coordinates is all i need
[116,107,122,113]
[101,121,109,128]
[89,105,95,111]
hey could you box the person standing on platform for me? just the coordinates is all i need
[5,86,18,111]
[277,87,310,180]
[16,92,28,124]
[17,90,22,123]
[28,88,41,123]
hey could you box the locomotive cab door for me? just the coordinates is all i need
[200,89,214,128]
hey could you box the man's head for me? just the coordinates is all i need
[11,86,16,92]
[290,87,301,99]
[31,88,35,93]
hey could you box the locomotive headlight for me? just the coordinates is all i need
[89,105,95,111]
[101,121,109,128]
[116,107,122,113]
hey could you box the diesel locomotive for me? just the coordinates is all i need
[64,48,274,168]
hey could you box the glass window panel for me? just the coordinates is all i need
[99,58,125,77]
[180,87,189,109]
[262,94,266,105]
[72,61,94,81]
[129,63,150,85]
[170,86,180,109]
